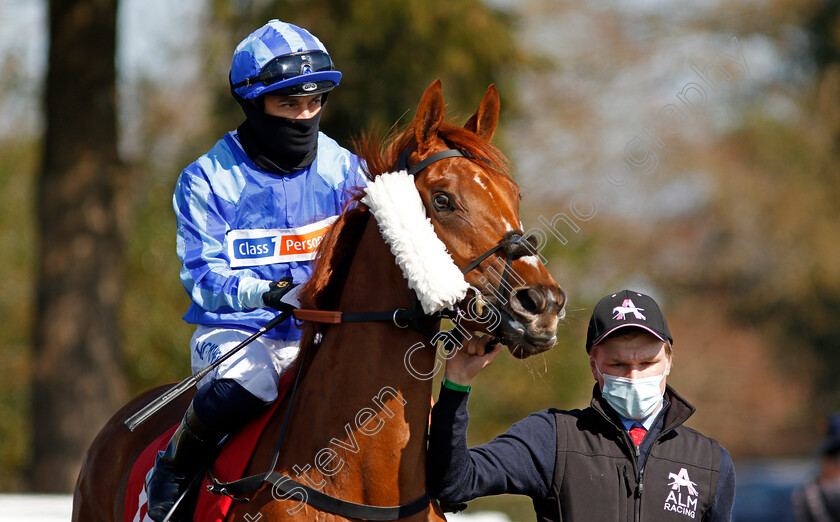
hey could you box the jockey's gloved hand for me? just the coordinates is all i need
[262,277,297,311]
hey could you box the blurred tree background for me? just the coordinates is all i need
[2,0,840,518]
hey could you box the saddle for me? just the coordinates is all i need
[124,395,282,522]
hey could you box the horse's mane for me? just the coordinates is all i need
[355,120,511,181]
[295,119,511,353]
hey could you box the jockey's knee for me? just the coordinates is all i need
[192,378,268,433]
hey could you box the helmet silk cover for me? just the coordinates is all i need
[231,20,342,100]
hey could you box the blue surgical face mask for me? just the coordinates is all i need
[597,364,668,421]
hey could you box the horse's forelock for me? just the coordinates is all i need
[435,123,511,178]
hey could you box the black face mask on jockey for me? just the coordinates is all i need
[233,87,324,175]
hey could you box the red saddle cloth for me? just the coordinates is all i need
[124,389,284,522]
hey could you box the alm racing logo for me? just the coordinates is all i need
[663,468,699,519]
[612,298,646,321]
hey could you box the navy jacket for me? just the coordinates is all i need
[427,384,735,521]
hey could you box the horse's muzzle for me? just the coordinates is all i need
[495,285,565,358]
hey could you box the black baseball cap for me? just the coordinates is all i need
[586,290,673,352]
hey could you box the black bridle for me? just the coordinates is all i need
[206,147,535,520]
[398,146,474,176]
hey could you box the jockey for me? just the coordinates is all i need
[145,20,366,521]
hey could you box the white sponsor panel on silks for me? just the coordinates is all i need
[190,326,300,402]
[663,467,699,519]
[226,215,338,268]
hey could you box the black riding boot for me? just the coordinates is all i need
[145,402,223,522]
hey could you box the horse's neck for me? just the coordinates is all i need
[335,215,420,324]
[278,217,438,501]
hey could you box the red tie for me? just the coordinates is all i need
[629,425,647,446]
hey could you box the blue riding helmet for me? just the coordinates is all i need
[230,20,342,99]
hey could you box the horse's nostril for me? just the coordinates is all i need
[513,287,547,316]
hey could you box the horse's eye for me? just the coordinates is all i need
[432,192,452,211]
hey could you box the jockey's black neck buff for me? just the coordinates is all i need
[233,87,323,175]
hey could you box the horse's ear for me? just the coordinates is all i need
[414,79,446,154]
[464,84,500,141]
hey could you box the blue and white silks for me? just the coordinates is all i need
[174,130,366,340]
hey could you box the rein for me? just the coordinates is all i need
[292,305,447,330]
[208,147,528,519]
[292,225,536,330]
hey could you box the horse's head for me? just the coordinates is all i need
[402,80,565,358]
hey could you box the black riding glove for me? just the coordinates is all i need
[262,277,297,311]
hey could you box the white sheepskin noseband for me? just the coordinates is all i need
[361,171,469,314]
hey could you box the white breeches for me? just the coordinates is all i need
[190,326,300,402]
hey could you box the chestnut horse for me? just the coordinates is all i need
[73,80,565,521]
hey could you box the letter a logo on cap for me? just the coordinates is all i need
[586,290,673,352]
[612,299,646,321]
